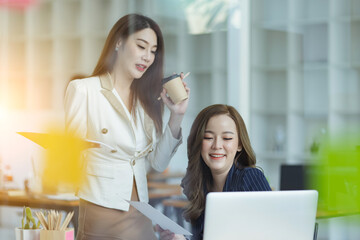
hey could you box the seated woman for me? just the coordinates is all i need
[156,104,271,240]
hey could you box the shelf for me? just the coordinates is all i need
[303,112,328,120]
[252,71,287,112]
[258,21,287,32]
[164,35,178,73]
[330,62,354,69]
[8,8,25,37]
[188,34,211,70]
[291,18,329,26]
[351,21,360,63]
[293,153,321,162]
[81,37,106,74]
[53,0,81,35]
[31,39,53,73]
[329,115,360,135]
[303,62,328,71]
[303,118,328,141]
[31,34,54,41]
[302,24,328,63]
[54,33,82,40]
[7,72,27,109]
[83,0,115,34]
[350,61,360,68]
[290,0,329,21]
[252,64,288,72]
[257,151,286,160]
[54,38,81,72]
[333,109,360,116]
[331,15,360,23]
[29,1,53,37]
[189,73,213,114]
[251,113,287,154]
[304,72,329,114]
[186,67,227,75]
[332,0,360,18]
[265,29,288,66]
[252,109,287,116]
[351,0,360,16]
[260,0,288,24]
[156,16,180,36]
[76,31,108,39]
[7,41,26,72]
[29,74,53,110]
[329,62,360,69]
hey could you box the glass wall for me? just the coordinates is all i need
[0,0,359,238]
[250,1,360,239]
[0,0,236,237]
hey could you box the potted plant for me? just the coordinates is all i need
[15,206,41,240]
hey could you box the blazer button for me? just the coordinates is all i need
[149,148,153,152]
[101,128,108,134]
[131,160,136,166]
[111,149,117,153]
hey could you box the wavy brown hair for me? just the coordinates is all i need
[181,104,256,223]
[90,14,164,134]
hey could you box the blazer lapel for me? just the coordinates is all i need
[100,73,129,120]
[100,72,155,144]
[143,110,154,141]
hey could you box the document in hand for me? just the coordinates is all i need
[17,131,114,193]
[17,132,115,150]
[128,200,192,236]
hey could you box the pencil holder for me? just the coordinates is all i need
[40,228,74,240]
[15,228,41,240]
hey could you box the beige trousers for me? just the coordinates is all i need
[76,180,157,240]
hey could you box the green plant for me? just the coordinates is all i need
[21,207,41,229]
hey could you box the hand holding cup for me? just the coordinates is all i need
[158,72,190,104]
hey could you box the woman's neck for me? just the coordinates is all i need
[110,68,133,91]
[211,171,229,192]
[110,69,134,112]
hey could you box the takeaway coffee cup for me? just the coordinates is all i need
[162,74,188,104]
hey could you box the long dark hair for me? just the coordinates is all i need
[181,104,256,223]
[91,14,164,134]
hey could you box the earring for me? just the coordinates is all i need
[115,46,119,52]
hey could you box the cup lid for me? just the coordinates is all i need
[162,74,180,85]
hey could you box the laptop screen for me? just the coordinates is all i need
[203,190,318,240]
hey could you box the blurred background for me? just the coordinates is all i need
[0,0,359,239]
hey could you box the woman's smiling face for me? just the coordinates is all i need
[201,114,241,176]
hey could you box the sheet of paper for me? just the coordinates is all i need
[128,200,192,236]
[17,132,115,151]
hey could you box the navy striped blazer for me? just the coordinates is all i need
[191,164,272,240]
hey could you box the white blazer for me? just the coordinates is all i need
[64,74,182,211]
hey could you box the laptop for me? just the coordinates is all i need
[203,190,318,240]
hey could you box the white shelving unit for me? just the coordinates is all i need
[0,0,228,113]
[0,0,229,177]
[0,3,230,235]
[250,0,360,190]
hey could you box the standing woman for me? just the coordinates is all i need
[157,104,271,240]
[65,14,189,240]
